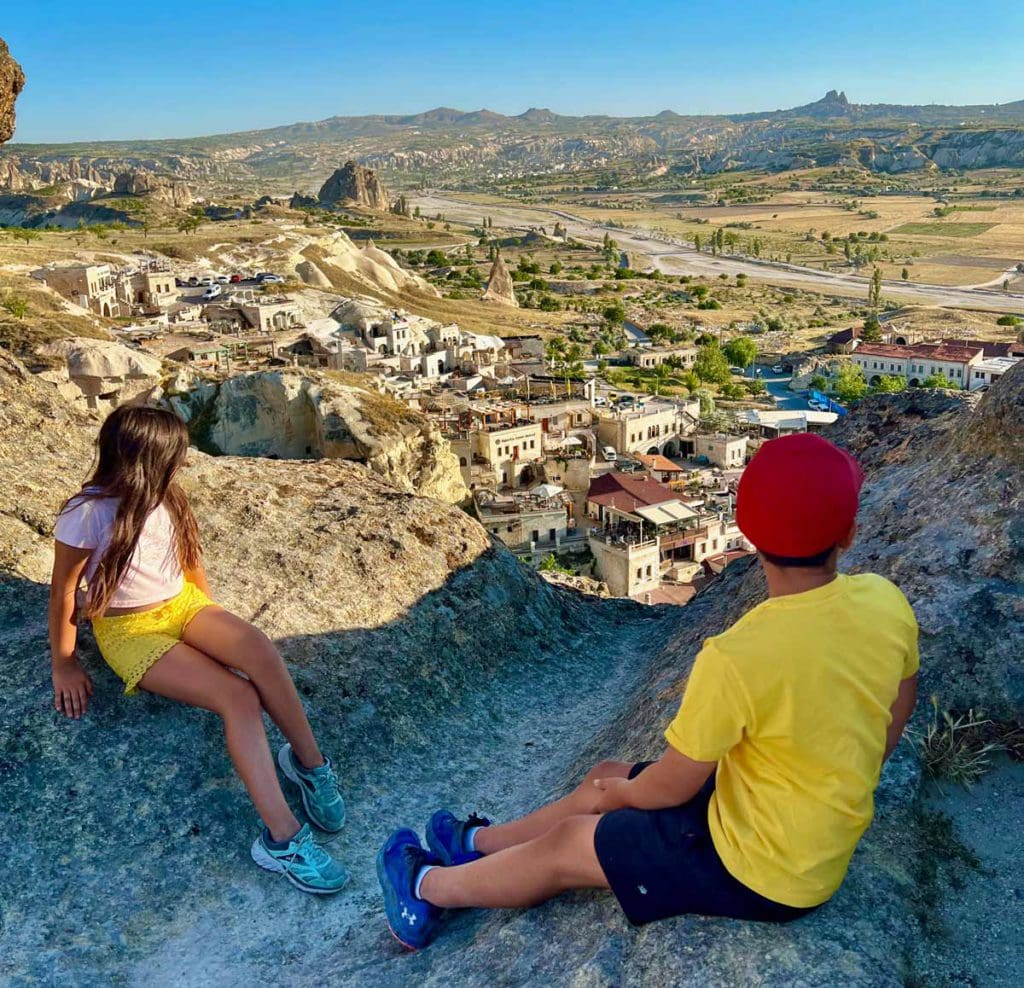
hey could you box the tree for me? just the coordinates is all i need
[869,267,883,308]
[921,371,956,389]
[10,228,40,244]
[545,335,566,368]
[745,377,766,396]
[602,301,626,324]
[809,373,829,391]
[833,364,868,404]
[861,313,883,343]
[693,233,702,253]
[874,375,906,393]
[1,293,29,319]
[694,343,732,386]
[901,267,909,281]
[995,314,1021,327]
[723,337,757,370]
[176,215,201,235]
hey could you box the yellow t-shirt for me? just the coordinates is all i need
[665,573,919,908]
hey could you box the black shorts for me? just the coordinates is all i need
[593,762,818,926]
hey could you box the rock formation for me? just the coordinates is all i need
[0,36,24,146]
[481,252,518,307]
[317,160,389,210]
[1,347,1021,983]
[165,369,467,503]
[112,168,192,207]
[294,231,438,297]
[37,337,163,408]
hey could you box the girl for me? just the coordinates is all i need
[49,404,348,894]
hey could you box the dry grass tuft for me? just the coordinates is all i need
[909,695,1022,787]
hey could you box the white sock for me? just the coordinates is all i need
[414,864,437,900]
[465,826,483,853]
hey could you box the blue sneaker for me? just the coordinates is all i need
[250,823,349,894]
[376,828,443,951]
[426,810,491,866]
[278,743,346,833]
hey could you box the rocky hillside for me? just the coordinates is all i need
[10,91,1024,195]
[2,346,1022,985]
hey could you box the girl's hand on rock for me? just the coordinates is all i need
[52,659,93,719]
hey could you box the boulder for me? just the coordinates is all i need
[317,160,389,210]
[482,252,518,307]
[37,337,163,405]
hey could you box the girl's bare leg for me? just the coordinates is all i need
[139,642,301,842]
[421,815,608,909]
[183,607,323,769]
[474,760,633,855]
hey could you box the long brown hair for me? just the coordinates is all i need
[64,405,202,618]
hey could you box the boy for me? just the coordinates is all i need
[377,434,920,949]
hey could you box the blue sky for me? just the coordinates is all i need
[6,0,1024,143]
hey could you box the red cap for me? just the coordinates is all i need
[736,434,863,557]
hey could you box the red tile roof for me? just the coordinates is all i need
[634,584,698,606]
[587,471,678,511]
[941,338,1024,358]
[635,453,685,473]
[854,342,982,363]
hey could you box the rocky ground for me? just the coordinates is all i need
[1,351,1022,986]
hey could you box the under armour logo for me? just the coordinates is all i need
[637,885,648,895]
[401,907,417,925]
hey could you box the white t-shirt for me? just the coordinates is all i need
[54,492,184,609]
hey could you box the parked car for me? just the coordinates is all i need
[729,366,746,376]
[601,445,618,462]
[215,275,229,285]
[617,395,635,408]
[771,364,786,374]
[229,273,243,284]
[593,395,607,407]
[257,272,284,284]
[200,276,216,287]
[202,285,222,301]
[808,398,827,411]
[174,277,185,287]
[187,276,200,287]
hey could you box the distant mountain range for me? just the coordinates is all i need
[6,92,1024,201]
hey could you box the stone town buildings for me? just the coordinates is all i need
[474,488,571,555]
[38,263,122,317]
[850,342,983,389]
[595,399,700,457]
[626,344,698,369]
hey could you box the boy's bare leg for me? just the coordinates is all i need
[421,815,609,909]
[476,759,632,854]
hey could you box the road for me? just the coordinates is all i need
[412,193,1024,314]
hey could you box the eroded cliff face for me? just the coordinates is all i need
[0,38,24,146]
[167,369,468,504]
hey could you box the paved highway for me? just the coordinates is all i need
[412,193,1024,315]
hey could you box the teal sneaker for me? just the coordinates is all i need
[250,823,349,894]
[278,743,346,833]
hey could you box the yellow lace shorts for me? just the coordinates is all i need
[91,582,215,695]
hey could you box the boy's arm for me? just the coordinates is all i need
[185,559,210,595]
[594,747,715,812]
[49,540,94,719]
[884,673,918,762]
